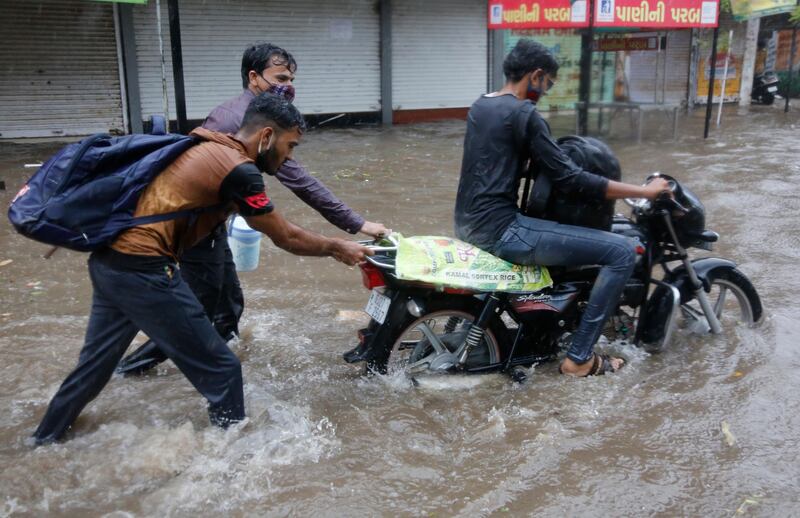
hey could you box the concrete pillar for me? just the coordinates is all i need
[491,29,505,91]
[380,0,392,125]
[739,17,761,106]
[117,4,143,133]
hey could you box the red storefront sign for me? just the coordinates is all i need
[488,0,590,29]
[593,0,719,28]
[595,36,659,51]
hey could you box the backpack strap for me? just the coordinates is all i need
[521,159,552,218]
[525,168,551,217]
[128,204,226,227]
[515,106,535,216]
[516,106,552,218]
[519,162,534,216]
[150,115,167,135]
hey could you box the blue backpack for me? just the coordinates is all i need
[8,129,210,252]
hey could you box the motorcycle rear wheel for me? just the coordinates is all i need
[680,268,762,332]
[378,300,508,376]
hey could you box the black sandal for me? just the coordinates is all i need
[559,353,625,377]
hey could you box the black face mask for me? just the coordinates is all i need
[255,133,276,175]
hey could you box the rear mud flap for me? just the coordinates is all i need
[343,290,411,366]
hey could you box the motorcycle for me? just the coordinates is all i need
[751,71,780,105]
[343,174,762,379]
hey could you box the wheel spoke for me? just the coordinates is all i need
[398,339,420,351]
[681,303,705,321]
[406,355,434,373]
[418,322,448,355]
[714,286,728,318]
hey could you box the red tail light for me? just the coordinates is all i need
[360,262,386,290]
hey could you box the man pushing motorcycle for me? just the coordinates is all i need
[116,42,388,375]
[32,94,371,444]
[454,39,670,377]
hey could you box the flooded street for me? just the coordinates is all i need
[1,106,799,516]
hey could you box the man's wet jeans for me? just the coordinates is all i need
[116,227,244,374]
[214,241,245,340]
[492,214,637,365]
[33,251,245,445]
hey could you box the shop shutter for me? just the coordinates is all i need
[0,0,124,139]
[132,0,381,122]
[391,0,488,110]
[627,31,691,104]
[663,30,692,103]
[626,34,662,103]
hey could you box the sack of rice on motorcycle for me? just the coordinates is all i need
[395,235,552,292]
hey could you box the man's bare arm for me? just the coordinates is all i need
[605,178,670,200]
[244,211,372,266]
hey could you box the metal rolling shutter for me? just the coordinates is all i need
[663,30,692,103]
[132,0,381,122]
[392,0,488,110]
[626,34,661,103]
[0,0,124,139]
[627,31,691,104]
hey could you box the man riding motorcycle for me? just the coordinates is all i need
[454,39,669,377]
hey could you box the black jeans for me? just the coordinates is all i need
[117,226,244,373]
[33,251,245,444]
[492,214,637,364]
[174,225,244,340]
[211,235,244,340]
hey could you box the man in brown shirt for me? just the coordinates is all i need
[117,42,388,375]
[32,93,370,444]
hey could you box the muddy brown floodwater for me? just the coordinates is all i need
[0,105,799,516]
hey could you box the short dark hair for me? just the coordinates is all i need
[241,42,297,88]
[502,39,559,82]
[241,92,307,133]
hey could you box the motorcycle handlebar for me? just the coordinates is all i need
[655,191,688,216]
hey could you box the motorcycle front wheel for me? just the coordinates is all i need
[680,268,763,332]
[377,300,508,376]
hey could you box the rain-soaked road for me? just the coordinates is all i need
[0,105,798,516]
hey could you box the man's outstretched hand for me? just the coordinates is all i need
[331,239,374,266]
[360,221,390,239]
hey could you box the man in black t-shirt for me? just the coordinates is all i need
[455,40,669,377]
